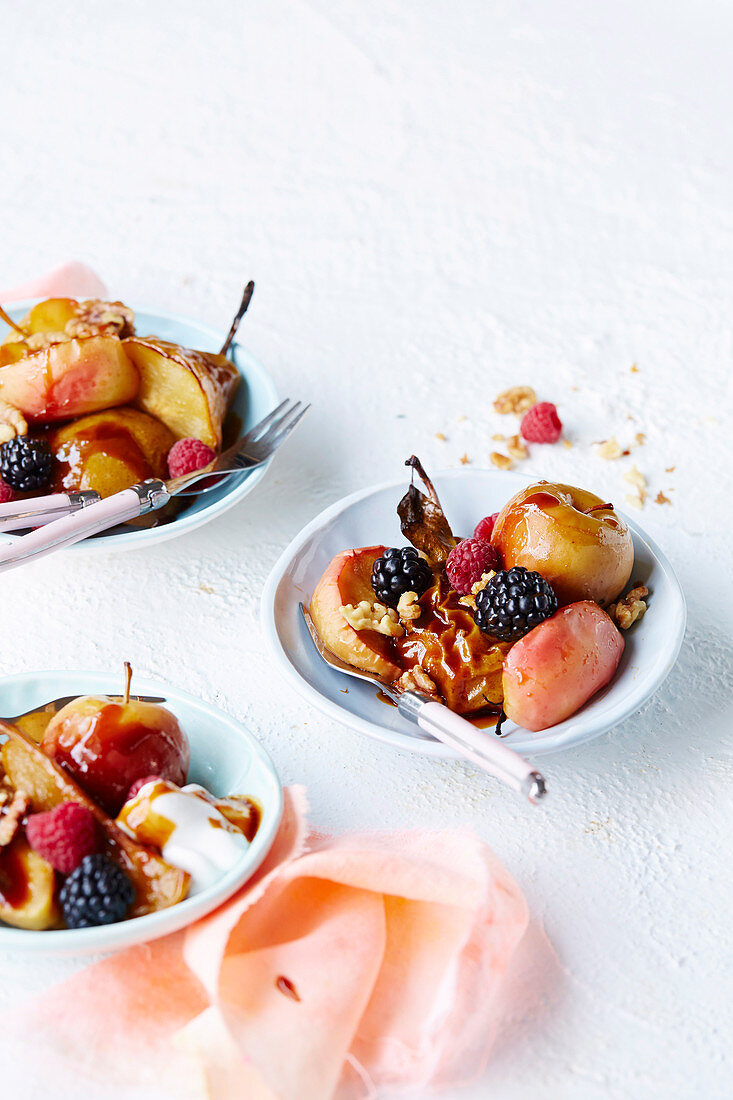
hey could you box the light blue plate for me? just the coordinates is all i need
[0,302,278,554]
[0,670,283,955]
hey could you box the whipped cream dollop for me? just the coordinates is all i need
[117,779,251,895]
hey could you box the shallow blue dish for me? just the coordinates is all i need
[0,670,283,955]
[0,302,278,554]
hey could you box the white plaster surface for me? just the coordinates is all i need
[0,1,731,1097]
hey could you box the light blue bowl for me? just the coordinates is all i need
[0,303,278,554]
[0,670,283,955]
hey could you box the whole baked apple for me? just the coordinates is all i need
[42,678,189,816]
[492,482,633,607]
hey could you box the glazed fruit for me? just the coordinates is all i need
[0,436,54,492]
[502,601,624,731]
[1,722,190,917]
[124,337,240,450]
[0,337,140,422]
[371,547,432,607]
[41,690,190,816]
[474,567,557,642]
[310,546,402,680]
[60,853,135,929]
[49,407,176,499]
[492,482,634,607]
[0,833,60,930]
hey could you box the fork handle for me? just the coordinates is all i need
[0,491,100,532]
[0,481,169,571]
[398,694,547,804]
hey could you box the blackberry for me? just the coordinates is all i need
[0,435,54,492]
[474,566,557,642]
[371,546,432,607]
[60,854,135,929]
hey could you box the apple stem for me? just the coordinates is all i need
[123,662,133,705]
[583,502,614,514]
[0,303,28,340]
[220,281,255,356]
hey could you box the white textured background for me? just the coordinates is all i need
[1,2,732,1097]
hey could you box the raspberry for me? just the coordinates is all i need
[446,537,501,595]
[126,775,161,801]
[520,402,562,444]
[167,438,216,479]
[26,802,98,874]
[473,512,499,542]
[0,478,16,504]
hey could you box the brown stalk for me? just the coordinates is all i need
[219,281,255,356]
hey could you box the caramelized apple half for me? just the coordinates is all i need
[0,723,190,918]
[124,337,239,449]
[0,833,61,930]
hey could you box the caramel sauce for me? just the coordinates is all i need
[376,690,397,708]
[44,421,152,493]
[0,844,31,909]
[393,576,507,717]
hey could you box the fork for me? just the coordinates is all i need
[300,604,547,804]
[0,399,309,570]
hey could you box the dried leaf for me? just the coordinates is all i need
[397,456,456,564]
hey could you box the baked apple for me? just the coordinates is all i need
[124,337,239,449]
[502,601,624,731]
[492,482,634,607]
[310,546,402,680]
[0,337,140,421]
[41,671,190,816]
[49,407,176,498]
[0,833,60,930]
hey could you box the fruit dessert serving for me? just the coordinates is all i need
[0,290,248,522]
[0,665,260,931]
[310,457,650,734]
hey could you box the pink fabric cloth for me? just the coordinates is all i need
[1,788,548,1099]
[0,261,107,303]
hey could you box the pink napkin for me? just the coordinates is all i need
[1,788,545,1099]
[0,261,108,303]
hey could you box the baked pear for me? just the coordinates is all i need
[124,336,239,449]
[0,833,61,931]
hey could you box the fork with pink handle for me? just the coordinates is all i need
[0,399,309,570]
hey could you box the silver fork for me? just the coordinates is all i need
[300,604,547,804]
[0,399,310,570]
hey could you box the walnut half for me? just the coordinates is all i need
[607,585,648,629]
[0,400,28,444]
[341,600,404,637]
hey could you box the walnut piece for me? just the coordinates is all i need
[623,464,648,508]
[396,667,438,697]
[596,437,623,460]
[0,400,28,444]
[0,788,29,847]
[459,570,495,610]
[490,451,514,470]
[65,299,135,339]
[341,600,404,637]
[493,386,537,415]
[397,590,422,622]
[506,433,528,460]
[607,585,648,630]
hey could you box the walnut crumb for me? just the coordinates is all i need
[596,437,623,460]
[506,434,528,460]
[490,451,513,470]
[435,431,447,442]
[397,590,422,622]
[459,454,471,465]
[341,600,404,637]
[493,386,537,415]
[395,667,438,697]
[0,400,28,444]
[607,585,648,629]
[635,432,646,446]
[665,466,676,473]
[655,491,671,505]
[563,438,572,449]
[491,432,505,442]
[630,364,639,373]
[623,465,647,502]
[0,788,29,847]
[459,571,495,610]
